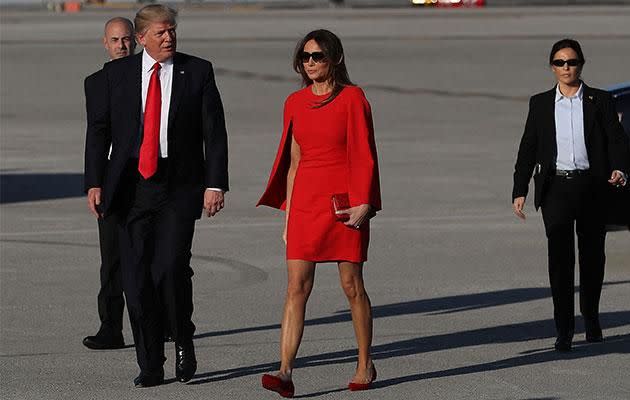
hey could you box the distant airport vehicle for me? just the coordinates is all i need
[410,0,485,6]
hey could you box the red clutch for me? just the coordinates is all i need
[331,193,350,221]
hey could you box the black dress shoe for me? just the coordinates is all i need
[82,333,125,350]
[175,340,197,383]
[133,372,164,388]
[585,319,603,343]
[554,336,572,352]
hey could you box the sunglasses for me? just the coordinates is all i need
[551,59,581,67]
[300,51,327,63]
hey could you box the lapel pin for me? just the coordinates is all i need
[180,71,185,74]
[588,95,593,100]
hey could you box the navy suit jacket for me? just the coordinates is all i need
[84,51,229,219]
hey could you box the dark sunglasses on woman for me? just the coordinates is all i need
[551,59,581,67]
[300,51,327,63]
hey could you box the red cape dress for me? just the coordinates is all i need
[257,85,381,263]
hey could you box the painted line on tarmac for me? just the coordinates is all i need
[0,213,515,237]
[0,237,268,289]
[191,254,268,288]
[213,67,529,102]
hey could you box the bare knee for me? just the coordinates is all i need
[341,279,366,301]
[286,280,312,303]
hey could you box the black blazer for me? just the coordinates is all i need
[512,83,630,210]
[84,68,109,192]
[84,52,229,219]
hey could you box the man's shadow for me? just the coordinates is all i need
[193,280,630,340]
[370,332,629,392]
[0,172,84,203]
[190,310,630,388]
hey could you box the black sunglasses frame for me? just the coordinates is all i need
[551,59,582,68]
[300,51,327,63]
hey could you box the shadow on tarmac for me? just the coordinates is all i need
[0,173,83,204]
[189,280,630,393]
[193,280,630,340]
[369,332,629,391]
[190,312,630,394]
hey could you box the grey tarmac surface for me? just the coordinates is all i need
[1,6,629,400]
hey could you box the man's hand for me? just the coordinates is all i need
[204,190,225,218]
[512,196,526,220]
[608,170,627,187]
[87,187,103,218]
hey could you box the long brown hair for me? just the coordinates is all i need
[292,29,354,107]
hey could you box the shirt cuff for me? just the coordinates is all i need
[616,170,627,186]
[206,188,224,192]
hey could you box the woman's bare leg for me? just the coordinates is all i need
[338,261,374,382]
[277,260,316,380]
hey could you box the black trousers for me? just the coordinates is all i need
[117,162,196,374]
[96,213,124,337]
[541,174,606,338]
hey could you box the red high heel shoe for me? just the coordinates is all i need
[262,374,295,398]
[348,364,377,391]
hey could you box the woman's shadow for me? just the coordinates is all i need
[189,281,630,395]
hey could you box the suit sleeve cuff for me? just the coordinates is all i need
[206,188,225,192]
[614,170,627,186]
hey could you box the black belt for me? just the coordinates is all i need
[555,169,590,179]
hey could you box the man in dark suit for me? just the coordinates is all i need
[512,39,629,352]
[84,4,228,387]
[83,17,135,351]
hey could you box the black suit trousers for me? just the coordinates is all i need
[117,162,196,373]
[541,175,606,338]
[96,213,124,336]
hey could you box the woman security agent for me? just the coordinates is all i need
[512,39,629,352]
[257,30,382,397]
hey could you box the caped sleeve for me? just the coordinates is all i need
[257,95,294,210]
[346,88,382,211]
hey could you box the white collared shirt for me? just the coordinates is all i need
[554,83,589,171]
[141,50,173,158]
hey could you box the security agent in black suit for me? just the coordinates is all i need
[512,39,629,352]
[84,5,228,387]
[82,17,135,351]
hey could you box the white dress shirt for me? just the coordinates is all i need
[554,83,589,171]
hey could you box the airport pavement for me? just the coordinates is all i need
[1,6,629,400]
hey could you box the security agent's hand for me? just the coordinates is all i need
[512,196,526,220]
[87,187,103,218]
[608,170,627,187]
[336,204,374,229]
[204,190,225,217]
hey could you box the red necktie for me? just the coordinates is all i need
[138,62,161,179]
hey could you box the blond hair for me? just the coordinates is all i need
[134,4,177,35]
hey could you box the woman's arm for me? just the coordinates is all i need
[284,134,300,243]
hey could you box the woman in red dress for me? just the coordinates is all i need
[257,29,381,397]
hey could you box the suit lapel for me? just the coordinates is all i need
[582,84,596,143]
[168,53,186,133]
